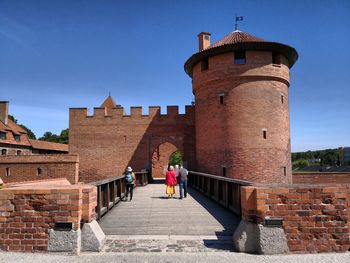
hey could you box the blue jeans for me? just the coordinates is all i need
[179,180,187,198]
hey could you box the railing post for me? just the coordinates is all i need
[113,180,117,205]
[97,185,102,220]
[215,179,219,202]
[224,181,229,208]
[106,183,110,211]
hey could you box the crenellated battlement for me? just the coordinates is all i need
[69,105,195,122]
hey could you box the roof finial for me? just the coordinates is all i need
[235,14,244,31]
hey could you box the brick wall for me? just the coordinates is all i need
[69,106,195,183]
[293,172,350,184]
[0,154,79,184]
[0,181,96,252]
[192,51,292,184]
[241,184,350,253]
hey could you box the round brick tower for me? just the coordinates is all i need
[184,30,298,184]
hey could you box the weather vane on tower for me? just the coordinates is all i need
[235,14,244,31]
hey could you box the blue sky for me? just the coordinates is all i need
[0,0,349,152]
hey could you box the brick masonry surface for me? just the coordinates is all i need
[0,154,79,184]
[191,51,292,184]
[293,172,350,184]
[0,180,96,252]
[241,184,350,253]
[69,106,195,183]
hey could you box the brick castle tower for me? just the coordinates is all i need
[184,30,298,183]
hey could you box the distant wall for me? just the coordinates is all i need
[69,106,195,183]
[293,172,350,184]
[241,184,350,253]
[0,154,79,184]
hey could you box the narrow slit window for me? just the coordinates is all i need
[283,167,287,176]
[222,167,227,177]
[17,150,21,155]
[263,130,267,139]
[272,52,281,65]
[6,167,10,177]
[124,136,127,143]
[281,95,284,104]
[1,149,7,155]
[234,51,246,64]
[37,168,42,176]
[201,58,209,71]
[219,94,224,105]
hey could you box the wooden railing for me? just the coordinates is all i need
[91,171,150,220]
[188,171,252,217]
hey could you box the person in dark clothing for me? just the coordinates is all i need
[178,164,188,199]
[125,166,136,201]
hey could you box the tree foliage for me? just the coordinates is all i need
[292,148,340,167]
[169,150,182,166]
[39,129,69,144]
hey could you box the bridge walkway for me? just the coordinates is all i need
[98,182,240,252]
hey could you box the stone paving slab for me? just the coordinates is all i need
[103,235,234,253]
[1,251,349,263]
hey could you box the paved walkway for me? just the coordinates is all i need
[98,183,239,252]
[99,183,239,236]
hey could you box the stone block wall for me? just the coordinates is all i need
[241,184,350,253]
[0,154,79,184]
[0,181,96,252]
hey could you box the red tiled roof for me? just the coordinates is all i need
[184,30,298,77]
[101,95,116,109]
[29,139,69,152]
[208,31,266,49]
[0,119,31,146]
[7,119,27,134]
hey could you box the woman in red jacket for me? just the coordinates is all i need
[165,165,177,198]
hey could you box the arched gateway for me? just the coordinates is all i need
[151,142,183,178]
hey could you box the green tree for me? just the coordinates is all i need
[39,129,69,144]
[169,150,182,166]
[59,129,69,144]
[39,131,60,143]
[321,151,338,166]
[292,159,309,170]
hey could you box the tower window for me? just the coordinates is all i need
[219,94,225,105]
[201,58,209,71]
[283,167,287,176]
[6,168,10,177]
[37,168,42,176]
[281,95,284,104]
[0,132,6,140]
[262,129,267,139]
[234,51,246,64]
[272,52,281,65]
[17,150,22,155]
[1,149,7,155]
